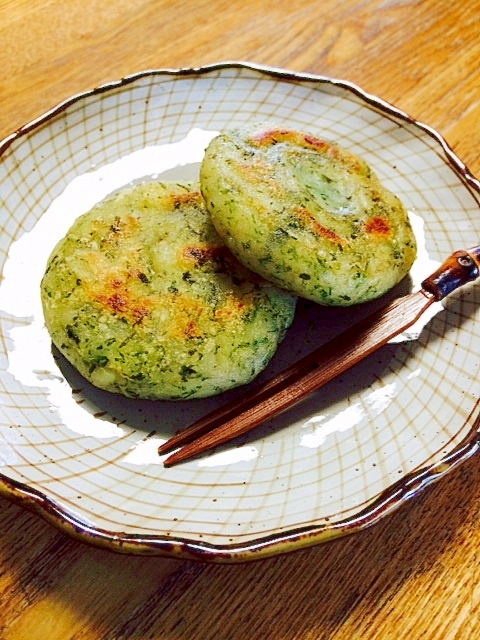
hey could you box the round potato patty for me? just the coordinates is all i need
[200,124,417,305]
[41,181,296,400]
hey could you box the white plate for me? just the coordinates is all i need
[1,62,479,562]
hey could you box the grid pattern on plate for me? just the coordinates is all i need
[0,66,479,550]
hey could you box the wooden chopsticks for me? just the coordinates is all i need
[158,246,480,467]
[159,290,434,466]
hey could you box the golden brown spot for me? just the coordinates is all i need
[214,293,253,324]
[214,304,243,321]
[171,191,203,209]
[183,245,229,268]
[100,215,140,246]
[293,206,344,244]
[184,246,219,265]
[94,274,153,323]
[187,247,211,265]
[249,128,332,154]
[248,128,367,175]
[237,159,280,188]
[106,292,127,312]
[365,216,391,236]
[183,321,199,338]
[164,294,207,340]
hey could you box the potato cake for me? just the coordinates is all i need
[41,181,296,400]
[200,124,417,306]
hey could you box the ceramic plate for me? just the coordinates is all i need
[1,62,479,563]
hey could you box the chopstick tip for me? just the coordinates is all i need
[162,451,184,467]
[163,441,205,467]
[157,442,172,456]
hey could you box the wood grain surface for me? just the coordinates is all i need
[1,1,479,638]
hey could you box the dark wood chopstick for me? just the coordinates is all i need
[160,246,480,467]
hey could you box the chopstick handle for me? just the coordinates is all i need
[421,246,480,299]
[162,245,480,466]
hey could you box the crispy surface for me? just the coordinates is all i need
[200,124,417,305]
[41,181,296,399]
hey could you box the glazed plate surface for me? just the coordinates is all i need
[0,63,479,562]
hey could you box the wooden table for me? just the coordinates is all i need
[1,1,479,638]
